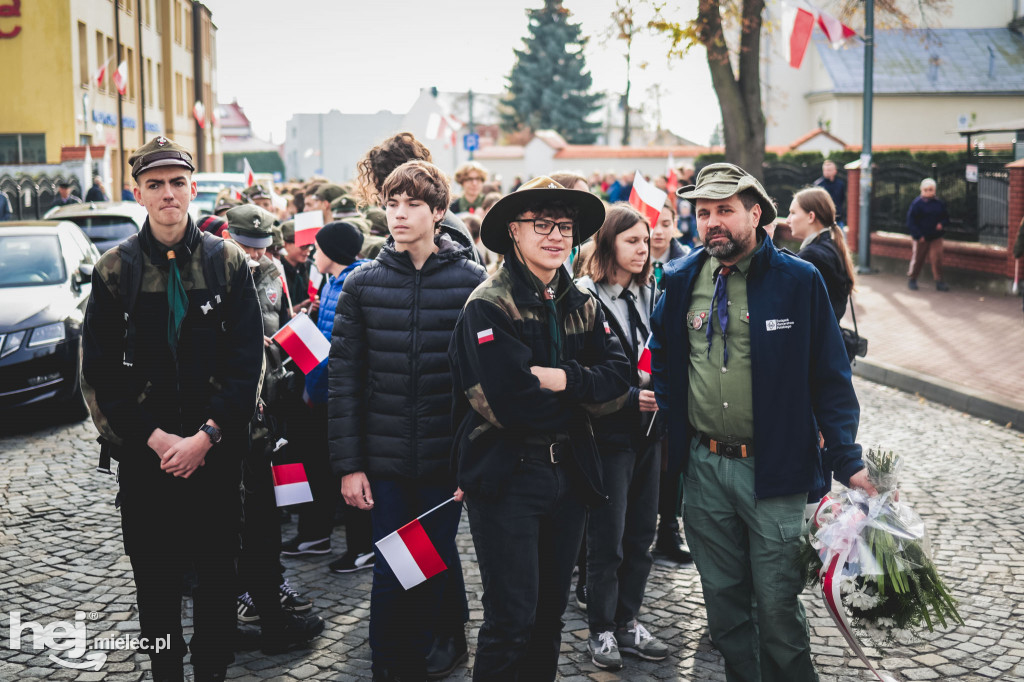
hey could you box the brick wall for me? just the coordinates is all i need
[1008,161,1024,273]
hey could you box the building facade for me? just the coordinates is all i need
[0,0,220,194]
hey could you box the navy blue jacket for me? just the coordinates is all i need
[649,230,863,500]
[906,196,949,240]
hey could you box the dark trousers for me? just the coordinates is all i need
[293,403,339,541]
[467,456,587,682]
[907,236,944,281]
[129,554,235,673]
[658,440,683,539]
[586,442,658,633]
[238,445,286,628]
[368,478,468,677]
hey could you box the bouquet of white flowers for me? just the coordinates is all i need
[799,448,962,679]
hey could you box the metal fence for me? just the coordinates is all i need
[0,173,83,220]
[759,161,1010,247]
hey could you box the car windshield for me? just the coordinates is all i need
[67,216,138,244]
[0,235,66,287]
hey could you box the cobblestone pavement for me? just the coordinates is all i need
[2,378,1023,682]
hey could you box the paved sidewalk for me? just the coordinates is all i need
[841,271,1024,428]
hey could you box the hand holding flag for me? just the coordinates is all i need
[271,312,330,374]
[375,497,458,590]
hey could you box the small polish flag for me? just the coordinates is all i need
[375,498,457,590]
[272,463,314,507]
[193,100,206,129]
[628,170,668,227]
[603,321,612,335]
[113,60,128,96]
[477,328,494,344]
[637,332,654,374]
[817,9,857,49]
[293,210,323,248]
[782,2,816,69]
[272,312,330,374]
[666,153,679,197]
[308,265,324,301]
[243,157,255,188]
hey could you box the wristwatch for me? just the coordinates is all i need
[199,423,222,445]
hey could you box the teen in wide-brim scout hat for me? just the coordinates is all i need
[480,176,605,253]
[676,162,777,227]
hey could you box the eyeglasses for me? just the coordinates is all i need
[463,176,485,183]
[516,218,575,238]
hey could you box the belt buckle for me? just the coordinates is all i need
[549,442,561,464]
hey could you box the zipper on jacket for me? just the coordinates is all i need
[410,269,421,475]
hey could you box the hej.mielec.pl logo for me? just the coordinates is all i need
[7,611,108,670]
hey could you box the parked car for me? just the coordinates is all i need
[0,221,100,421]
[44,201,148,255]
[193,172,247,216]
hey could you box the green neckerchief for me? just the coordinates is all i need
[166,249,188,356]
[518,259,566,367]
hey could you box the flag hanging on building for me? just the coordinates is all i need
[243,157,255,187]
[272,312,330,374]
[782,2,815,68]
[93,63,107,88]
[113,61,128,96]
[628,170,668,227]
[193,101,206,129]
[375,497,457,590]
[271,463,314,507]
[817,9,856,49]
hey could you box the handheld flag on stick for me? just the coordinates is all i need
[243,158,255,188]
[272,312,329,374]
[637,333,653,375]
[308,265,324,302]
[293,210,324,248]
[375,496,458,590]
[272,463,314,507]
[629,170,668,227]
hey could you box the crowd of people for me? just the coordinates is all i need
[81,131,892,682]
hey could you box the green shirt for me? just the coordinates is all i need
[686,244,760,442]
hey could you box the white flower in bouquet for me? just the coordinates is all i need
[840,576,858,595]
[847,588,880,610]
[892,628,916,645]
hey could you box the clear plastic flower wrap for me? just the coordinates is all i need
[798,448,962,649]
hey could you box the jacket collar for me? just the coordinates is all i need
[377,224,475,274]
[504,254,590,313]
[140,216,200,267]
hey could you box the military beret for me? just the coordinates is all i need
[677,162,777,227]
[315,183,346,204]
[329,193,359,215]
[363,206,389,236]
[225,204,277,248]
[128,136,195,178]
[242,183,271,201]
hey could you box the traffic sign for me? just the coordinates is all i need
[463,133,479,151]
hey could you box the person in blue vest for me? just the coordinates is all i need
[649,163,877,682]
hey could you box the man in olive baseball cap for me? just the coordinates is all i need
[242,184,274,212]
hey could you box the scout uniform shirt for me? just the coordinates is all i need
[686,240,760,443]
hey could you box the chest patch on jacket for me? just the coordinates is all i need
[266,287,279,305]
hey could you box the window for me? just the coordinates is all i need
[185,77,193,116]
[106,37,115,89]
[173,0,181,45]
[146,59,153,107]
[78,22,89,87]
[125,47,135,101]
[0,134,47,165]
[174,72,183,116]
[142,0,149,26]
[95,32,106,93]
[183,4,192,52]
[156,62,162,108]
[155,0,162,34]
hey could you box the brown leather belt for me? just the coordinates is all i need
[697,431,753,459]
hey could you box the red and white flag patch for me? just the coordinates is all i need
[477,328,494,344]
[603,321,611,334]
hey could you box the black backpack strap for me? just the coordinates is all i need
[117,235,143,368]
[199,231,229,331]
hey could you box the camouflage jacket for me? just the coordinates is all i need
[448,256,630,500]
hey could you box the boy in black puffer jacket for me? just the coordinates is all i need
[328,160,486,681]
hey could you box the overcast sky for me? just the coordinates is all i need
[202,0,720,146]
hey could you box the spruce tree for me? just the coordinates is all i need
[501,0,602,144]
